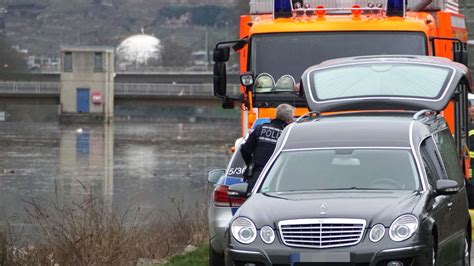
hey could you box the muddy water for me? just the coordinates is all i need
[0,121,240,220]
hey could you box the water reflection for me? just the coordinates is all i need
[58,124,115,209]
[0,121,239,220]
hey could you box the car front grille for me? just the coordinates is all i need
[278,218,366,249]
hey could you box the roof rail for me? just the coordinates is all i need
[413,109,437,121]
[295,111,320,123]
[293,6,384,15]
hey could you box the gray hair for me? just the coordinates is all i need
[276,104,295,123]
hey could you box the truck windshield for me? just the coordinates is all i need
[260,149,420,193]
[251,31,427,93]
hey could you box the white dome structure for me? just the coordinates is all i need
[116,32,163,70]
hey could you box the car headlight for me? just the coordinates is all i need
[389,214,418,242]
[231,217,257,244]
[369,224,385,242]
[260,225,275,244]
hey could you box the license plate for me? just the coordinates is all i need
[290,251,350,265]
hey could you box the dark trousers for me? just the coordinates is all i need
[246,168,263,193]
[467,180,474,209]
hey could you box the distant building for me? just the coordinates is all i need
[115,31,162,71]
[191,50,210,66]
[28,55,61,72]
[60,46,115,123]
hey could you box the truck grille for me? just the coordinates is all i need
[278,218,366,248]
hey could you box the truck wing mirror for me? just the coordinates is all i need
[214,62,227,98]
[213,46,230,63]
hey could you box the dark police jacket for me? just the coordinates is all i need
[240,118,288,170]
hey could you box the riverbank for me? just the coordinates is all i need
[164,245,208,266]
[0,188,209,265]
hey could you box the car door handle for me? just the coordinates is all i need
[447,202,453,208]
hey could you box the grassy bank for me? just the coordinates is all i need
[0,187,209,265]
[165,245,209,266]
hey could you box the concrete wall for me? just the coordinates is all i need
[0,97,59,122]
[60,48,114,120]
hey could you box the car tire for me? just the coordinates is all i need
[209,243,225,266]
[464,233,471,266]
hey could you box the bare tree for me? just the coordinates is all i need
[0,37,27,77]
[161,38,192,67]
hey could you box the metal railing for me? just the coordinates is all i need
[0,81,60,95]
[114,83,241,97]
[0,81,241,97]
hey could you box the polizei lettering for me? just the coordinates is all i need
[259,126,282,143]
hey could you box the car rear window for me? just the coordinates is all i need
[260,149,420,192]
[310,63,452,100]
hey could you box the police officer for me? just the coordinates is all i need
[240,103,295,192]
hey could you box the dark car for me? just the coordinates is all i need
[224,56,472,265]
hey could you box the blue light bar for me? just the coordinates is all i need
[274,0,292,19]
[387,0,405,17]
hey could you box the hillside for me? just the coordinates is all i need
[0,0,239,59]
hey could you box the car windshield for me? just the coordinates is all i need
[260,149,420,193]
[251,31,427,93]
[310,63,452,100]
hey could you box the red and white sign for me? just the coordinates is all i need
[92,91,102,104]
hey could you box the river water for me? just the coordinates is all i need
[0,121,240,221]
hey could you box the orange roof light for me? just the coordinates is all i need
[352,5,362,17]
[316,5,326,17]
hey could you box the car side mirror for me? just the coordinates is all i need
[228,183,249,198]
[436,179,459,195]
[208,169,225,184]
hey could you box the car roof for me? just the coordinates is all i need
[282,112,444,150]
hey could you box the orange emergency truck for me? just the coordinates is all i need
[213,0,470,173]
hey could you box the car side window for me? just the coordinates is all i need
[420,137,445,188]
[433,129,465,185]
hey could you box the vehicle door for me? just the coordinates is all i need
[433,129,468,264]
[420,136,452,265]
[226,144,246,185]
